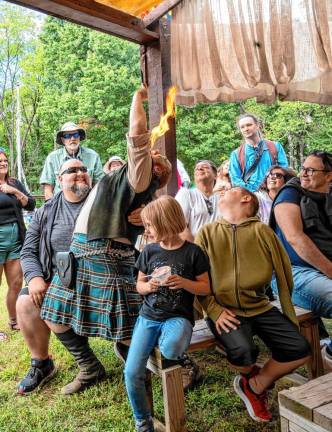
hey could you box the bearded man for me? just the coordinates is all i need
[38,86,172,395]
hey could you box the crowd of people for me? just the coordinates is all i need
[0,85,331,432]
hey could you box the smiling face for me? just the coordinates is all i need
[238,116,260,141]
[300,155,332,193]
[266,168,286,193]
[0,152,9,178]
[218,186,243,213]
[194,161,216,187]
[218,186,258,218]
[59,159,91,199]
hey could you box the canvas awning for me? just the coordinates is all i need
[171,0,332,105]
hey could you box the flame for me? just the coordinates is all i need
[150,86,177,148]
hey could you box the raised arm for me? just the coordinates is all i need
[127,86,152,193]
[129,86,148,137]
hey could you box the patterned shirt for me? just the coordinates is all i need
[40,146,104,194]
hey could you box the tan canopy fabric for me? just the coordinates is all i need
[171,0,332,105]
[95,0,163,17]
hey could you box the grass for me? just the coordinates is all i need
[0,283,330,432]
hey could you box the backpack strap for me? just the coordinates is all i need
[265,140,278,164]
[237,143,246,173]
[237,140,278,176]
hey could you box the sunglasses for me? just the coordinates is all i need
[267,172,285,179]
[62,132,80,140]
[204,198,214,215]
[60,166,88,175]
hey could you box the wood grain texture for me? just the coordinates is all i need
[6,0,158,44]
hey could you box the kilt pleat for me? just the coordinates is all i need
[40,233,142,341]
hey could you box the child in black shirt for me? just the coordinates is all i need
[124,196,210,432]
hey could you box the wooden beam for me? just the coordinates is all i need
[143,0,183,28]
[144,19,178,197]
[6,0,159,44]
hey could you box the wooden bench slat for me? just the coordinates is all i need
[279,374,332,421]
[314,402,332,431]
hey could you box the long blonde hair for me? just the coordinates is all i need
[141,195,186,242]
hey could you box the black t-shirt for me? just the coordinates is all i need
[135,241,210,325]
[0,179,30,225]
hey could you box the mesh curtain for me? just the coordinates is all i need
[171,0,332,105]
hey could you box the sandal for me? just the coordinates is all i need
[8,319,20,331]
[0,332,8,341]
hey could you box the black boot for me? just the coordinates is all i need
[54,329,106,395]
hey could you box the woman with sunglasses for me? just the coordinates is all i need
[256,165,296,224]
[0,148,35,338]
[215,159,232,191]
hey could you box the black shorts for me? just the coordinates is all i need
[207,307,310,366]
[19,286,29,296]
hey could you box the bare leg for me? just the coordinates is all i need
[4,259,22,323]
[231,364,253,375]
[45,320,70,334]
[249,355,310,394]
[16,295,51,359]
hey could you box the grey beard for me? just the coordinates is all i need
[66,184,90,199]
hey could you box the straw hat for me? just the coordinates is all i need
[56,122,86,145]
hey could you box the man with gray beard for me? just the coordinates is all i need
[16,159,94,395]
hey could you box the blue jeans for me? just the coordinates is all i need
[124,315,193,421]
[272,265,332,318]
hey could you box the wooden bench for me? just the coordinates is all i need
[279,373,332,432]
[146,303,324,432]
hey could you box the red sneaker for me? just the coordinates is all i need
[233,374,272,422]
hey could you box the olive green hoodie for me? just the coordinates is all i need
[195,217,298,327]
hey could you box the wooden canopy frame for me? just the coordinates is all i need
[6,0,183,195]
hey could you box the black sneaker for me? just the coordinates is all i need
[180,353,201,391]
[135,416,154,432]
[17,358,57,395]
[113,342,129,363]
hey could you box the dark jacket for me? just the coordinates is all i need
[270,177,332,261]
[6,178,35,243]
[20,192,63,284]
[87,164,159,243]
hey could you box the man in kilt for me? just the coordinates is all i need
[40,86,172,394]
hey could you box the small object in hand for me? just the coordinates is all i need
[150,266,171,284]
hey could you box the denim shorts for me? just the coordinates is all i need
[0,222,22,264]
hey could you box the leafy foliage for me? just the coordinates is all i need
[0,6,331,193]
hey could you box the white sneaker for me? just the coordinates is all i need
[321,345,332,373]
[320,337,331,348]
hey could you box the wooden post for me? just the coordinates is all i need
[161,365,186,432]
[142,19,178,197]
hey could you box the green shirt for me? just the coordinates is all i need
[40,146,104,194]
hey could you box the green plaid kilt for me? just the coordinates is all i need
[40,233,142,341]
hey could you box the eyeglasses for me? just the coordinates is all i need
[267,172,285,179]
[204,198,214,215]
[60,166,88,175]
[62,132,80,140]
[300,166,330,176]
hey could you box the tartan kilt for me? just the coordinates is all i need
[40,233,142,341]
